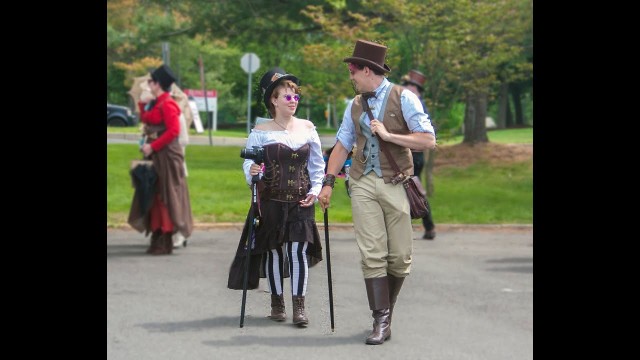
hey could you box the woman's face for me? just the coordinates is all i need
[147,78,160,96]
[272,86,299,116]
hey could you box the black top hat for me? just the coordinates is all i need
[401,69,426,92]
[343,40,391,73]
[151,64,177,89]
[259,67,300,107]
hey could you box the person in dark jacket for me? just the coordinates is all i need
[401,69,437,240]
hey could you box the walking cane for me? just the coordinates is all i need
[324,209,335,331]
[239,174,260,328]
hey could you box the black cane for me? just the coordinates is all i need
[324,209,335,331]
[239,175,259,328]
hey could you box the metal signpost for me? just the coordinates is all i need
[240,53,260,135]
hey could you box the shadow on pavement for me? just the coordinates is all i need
[485,257,533,273]
[202,332,369,347]
[485,257,533,264]
[486,266,533,274]
[107,244,149,258]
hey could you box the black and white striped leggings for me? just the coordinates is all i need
[265,242,309,296]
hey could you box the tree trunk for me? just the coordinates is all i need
[497,82,509,129]
[463,91,489,144]
[425,149,435,197]
[462,93,475,144]
[511,82,524,126]
[331,97,339,129]
[506,92,513,128]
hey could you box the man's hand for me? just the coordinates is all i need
[318,186,333,212]
[370,119,391,141]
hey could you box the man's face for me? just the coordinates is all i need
[348,62,367,93]
[406,84,420,97]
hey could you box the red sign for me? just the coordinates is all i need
[184,89,217,98]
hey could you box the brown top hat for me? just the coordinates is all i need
[401,69,426,91]
[343,40,391,73]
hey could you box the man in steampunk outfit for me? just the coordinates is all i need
[319,40,436,345]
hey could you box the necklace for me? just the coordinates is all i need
[273,119,289,131]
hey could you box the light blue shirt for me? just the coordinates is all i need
[336,78,436,152]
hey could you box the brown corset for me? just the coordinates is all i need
[261,143,311,202]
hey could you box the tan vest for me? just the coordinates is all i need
[349,84,414,184]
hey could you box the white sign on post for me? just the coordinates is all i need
[241,53,260,74]
[188,100,204,133]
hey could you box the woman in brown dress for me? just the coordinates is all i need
[128,64,193,255]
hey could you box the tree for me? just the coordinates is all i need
[437,0,532,143]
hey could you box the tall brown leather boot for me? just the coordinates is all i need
[388,274,405,324]
[292,295,308,327]
[269,294,286,322]
[364,277,391,345]
[146,231,162,254]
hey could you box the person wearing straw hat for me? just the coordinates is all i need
[401,69,437,240]
[128,64,193,255]
[318,40,436,345]
[228,67,324,327]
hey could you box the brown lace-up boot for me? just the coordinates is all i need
[146,231,162,254]
[292,295,308,327]
[150,233,172,255]
[365,277,391,345]
[388,274,406,324]
[269,294,286,322]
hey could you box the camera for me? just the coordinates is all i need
[240,146,265,165]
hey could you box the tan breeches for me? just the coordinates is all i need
[349,172,414,278]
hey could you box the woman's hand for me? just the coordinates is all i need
[140,91,154,104]
[141,143,153,157]
[299,194,317,208]
[249,163,262,176]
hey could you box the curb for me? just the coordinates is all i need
[107,132,338,148]
[107,223,533,232]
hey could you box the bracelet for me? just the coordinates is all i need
[322,174,336,188]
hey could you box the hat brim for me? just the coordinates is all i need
[263,74,300,107]
[401,79,424,92]
[343,57,391,73]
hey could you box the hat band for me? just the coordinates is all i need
[271,73,285,82]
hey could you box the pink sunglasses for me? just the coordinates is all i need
[281,94,300,102]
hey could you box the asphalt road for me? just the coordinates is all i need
[107,226,533,360]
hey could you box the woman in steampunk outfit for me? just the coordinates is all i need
[228,67,324,327]
[128,64,193,255]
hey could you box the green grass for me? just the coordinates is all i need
[428,162,532,224]
[107,134,533,226]
[440,127,533,145]
[109,126,532,143]
[107,126,339,137]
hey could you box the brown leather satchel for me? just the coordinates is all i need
[402,174,429,219]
